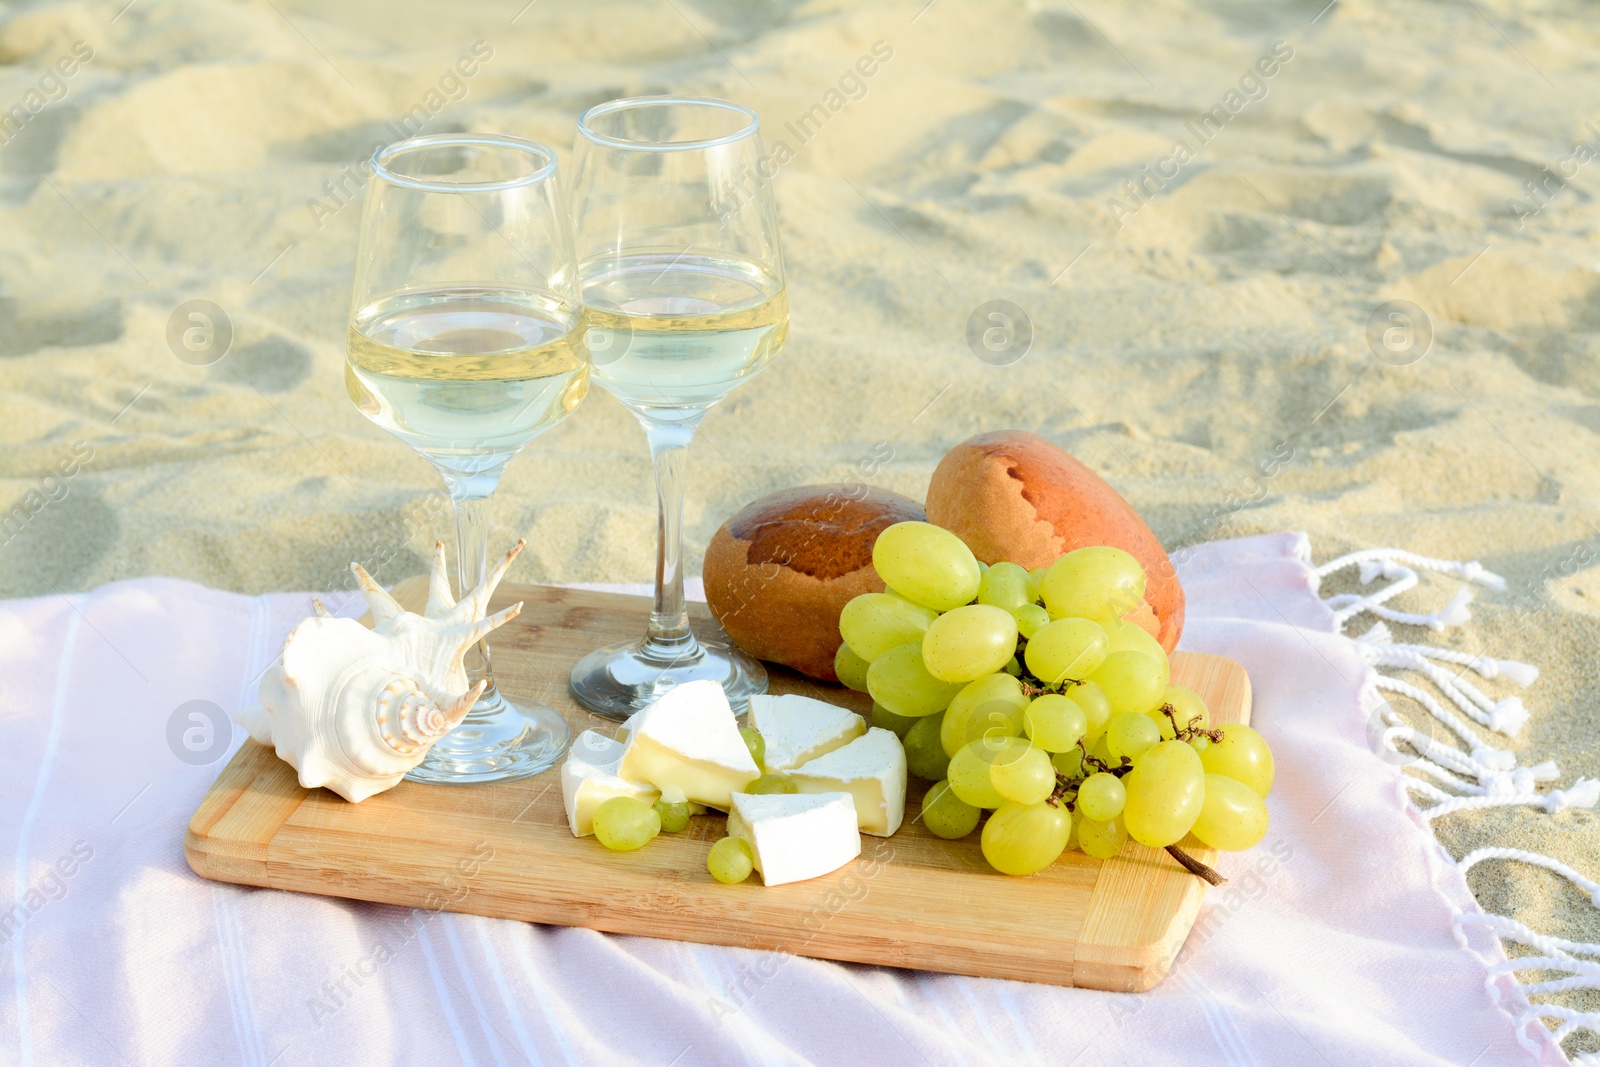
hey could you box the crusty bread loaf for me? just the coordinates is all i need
[924,430,1184,652]
[704,485,925,681]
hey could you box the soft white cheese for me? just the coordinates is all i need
[560,730,659,837]
[726,791,861,886]
[616,713,709,817]
[790,727,907,836]
[616,680,760,810]
[747,693,866,773]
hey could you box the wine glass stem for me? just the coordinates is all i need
[451,491,500,710]
[644,420,699,658]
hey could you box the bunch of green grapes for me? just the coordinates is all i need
[835,524,1277,877]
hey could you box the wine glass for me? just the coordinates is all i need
[566,96,787,719]
[346,133,585,781]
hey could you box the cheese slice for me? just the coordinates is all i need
[614,710,712,814]
[747,693,866,773]
[790,727,907,836]
[727,791,861,886]
[616,680,760,810]
[561,730,659,837]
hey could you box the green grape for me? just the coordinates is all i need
[1023,618,1109,685]
[920,779,981,839]
[1041,546,1147,622]
[941,673,1027,756]
[1106,711,1160,761]
[867,643,963,717]
[1199,723,1275,797]
[1052,746,1085,779]
[871,521,982,612]
[1002,657,1023,677]
[1023,694,1088,753]
[1076,772,1126,822]
[1064,810,1080,852]
[981,801,1071,876]
[834,643,872,692]
[1077,814,1128,859]
[593,796,660,851]
[747,773,797,795]
[948,737,1026,809]
[1089,651,1165,715]
[707,836,754,884]
[839,593,939,662]
[990,743,1055,805]
[1189,735,1211,755]
[1103,619,1170,681]
[1191,774,1269,851]
[1088,731,1115,767]
[871,701,918,740]
[921,605,1019,683]
[976,560,989,574]
[1072,680,1113,741]
[1121,740,1205,848]
[978,562,1033,612]
[1012,603,1050,639]
[1156,685,1209,740]
[1027,566,1049,599]
[903,713,951,781]
[739,726,766,770]
[654,798,691,833]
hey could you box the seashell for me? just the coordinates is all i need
[234,540,526,801]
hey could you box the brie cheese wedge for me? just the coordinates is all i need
[727,791,861,886]
[790,727,908,836]
[617,680,760,810]
[747,693,866,773]
[561,730,659,837]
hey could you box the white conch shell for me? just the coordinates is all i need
[234,540,526,802]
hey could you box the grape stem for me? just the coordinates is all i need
[1166,845,1226,886]
[1162,703,1223,745]
[1049,739,1128,805]
[1013,646,1088,700]
[1076,738,1130,778]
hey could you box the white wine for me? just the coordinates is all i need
[581,252,787,414]
[346,288,589,489]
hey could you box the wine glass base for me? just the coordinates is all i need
[404,689,571,785]
[569,635,768,721]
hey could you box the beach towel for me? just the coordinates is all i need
[1,532,1589,1066]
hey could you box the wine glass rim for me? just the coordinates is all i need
[371,134,558,192]
[577,95,759,152]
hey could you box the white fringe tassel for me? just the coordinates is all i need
[1317,546,1599,1061]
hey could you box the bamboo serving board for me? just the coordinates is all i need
[186,583,1251,991]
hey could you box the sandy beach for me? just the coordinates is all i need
[1,0,1596,1051]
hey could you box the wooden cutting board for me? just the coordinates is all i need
[186,583,1251,991]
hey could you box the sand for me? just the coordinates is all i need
[1,0,1597,1051]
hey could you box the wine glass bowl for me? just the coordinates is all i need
[346,133,583,782]
[567,97,787,719]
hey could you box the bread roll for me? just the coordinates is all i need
[925,430,1184,651]
[704,485,925,681]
